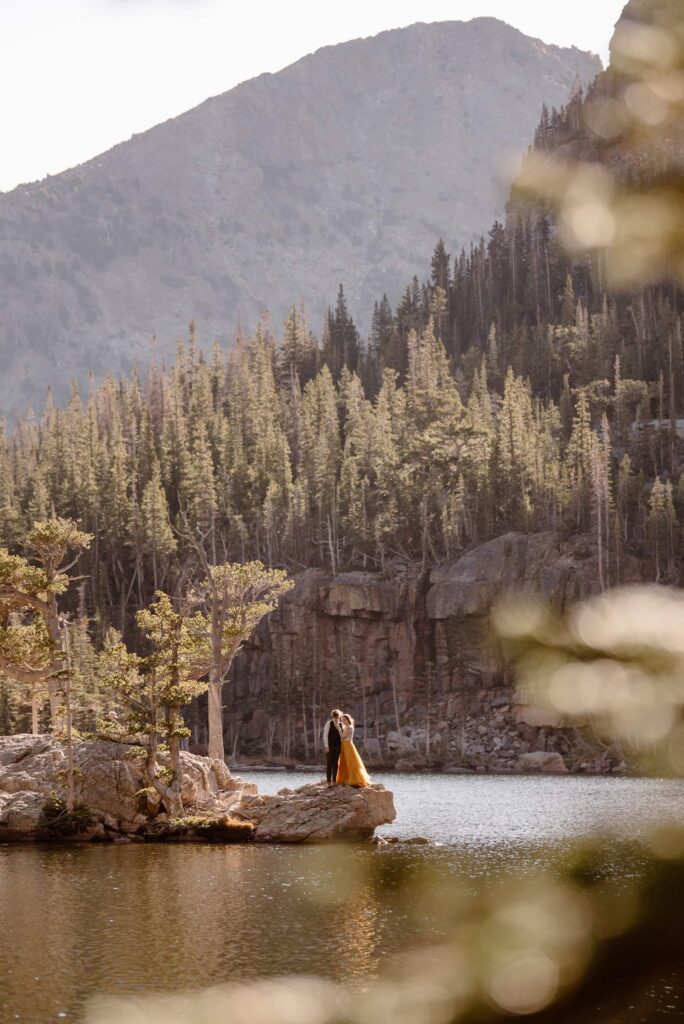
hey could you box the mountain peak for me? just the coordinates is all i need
[0,19,600,416]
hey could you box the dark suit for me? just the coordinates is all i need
[325,718,341,782]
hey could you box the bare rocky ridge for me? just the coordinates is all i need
[226,531,644,774]
[0,19,599,415]
[0,735,395,843]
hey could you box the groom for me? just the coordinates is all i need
[323,709,342,787]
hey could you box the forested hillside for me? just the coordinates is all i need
[0,238,681,646]
[0,0,681,750]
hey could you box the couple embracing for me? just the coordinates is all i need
[322,708,371,788]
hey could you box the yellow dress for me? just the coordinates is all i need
[336,726,371,787]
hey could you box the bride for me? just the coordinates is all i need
[335,713,371,787]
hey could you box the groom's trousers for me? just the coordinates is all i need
[326,748,340,783]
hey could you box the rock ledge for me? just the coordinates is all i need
[237,781,396,843]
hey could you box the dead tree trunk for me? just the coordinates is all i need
[60,618,75,814]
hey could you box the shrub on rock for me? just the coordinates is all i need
[42,795,93,837]
[146,814,256,843]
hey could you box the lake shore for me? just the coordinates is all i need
[3,772,684,1023]
[0,735,396,846]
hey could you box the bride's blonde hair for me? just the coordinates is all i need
[342,714,354,726]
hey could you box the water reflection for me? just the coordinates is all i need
[0,844,424,1022]
[1,774,683,1022]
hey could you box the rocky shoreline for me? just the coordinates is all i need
[0,736,395,845]
[0,729,634,848]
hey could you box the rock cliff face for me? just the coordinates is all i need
[0,19,599,415]
[226,532,645,772]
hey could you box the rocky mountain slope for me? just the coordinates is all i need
[0,18,599,416]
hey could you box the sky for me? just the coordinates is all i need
[0,0,626,193]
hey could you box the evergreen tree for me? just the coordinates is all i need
[322,286,359,381]
[431,239,451,291]
[100,592,210,816]
[0,518,92,731]
[566,389,595,530]
[138,461,176,591]
[646,477,678,583]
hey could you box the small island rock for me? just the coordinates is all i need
[235,781,396,843]
[0,735,395,844]
[0,734,255,841]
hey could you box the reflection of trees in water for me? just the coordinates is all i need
[139,846,252,980]
[329,885,382,982]
[0,845,263,1020]
[0,849,82,1021]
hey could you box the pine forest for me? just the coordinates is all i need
[1,38,683,739]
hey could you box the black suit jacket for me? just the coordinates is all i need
[327,719,342,751]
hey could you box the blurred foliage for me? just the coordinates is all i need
[514,0,684,289]
[495,584,684,777]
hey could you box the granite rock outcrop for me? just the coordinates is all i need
[0,735,395,843]
[0,734,254,840]
[236,782,396,843]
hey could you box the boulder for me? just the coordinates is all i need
[0,791,47,840]
[514,699,565,729]
[516,751,569,774]
[235,781,396,843]
[0,733,54,767]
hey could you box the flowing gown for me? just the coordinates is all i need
[336,724,371,787]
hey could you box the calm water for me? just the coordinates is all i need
[255,769,684,846]
[1,773,683,1023]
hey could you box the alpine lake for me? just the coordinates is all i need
[1,771,683,1023]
